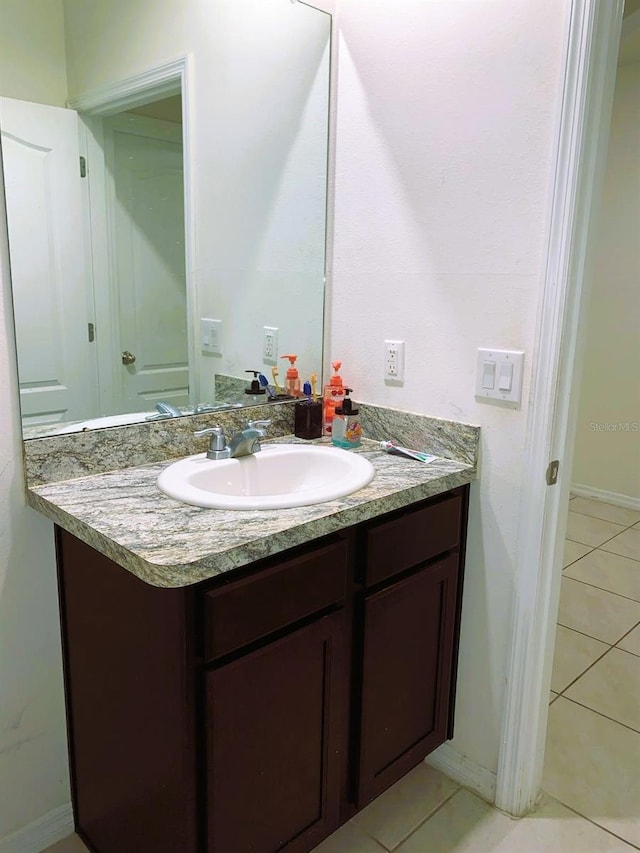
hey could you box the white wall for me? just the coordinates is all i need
[0,0,67,105]
[572,60,640,504]
[63,0,329,397]
[330,0,569,775]
[0,3,71,843]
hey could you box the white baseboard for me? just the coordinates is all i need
[571,483,640,511]
[425,742,497,804]
[0,803,74,853]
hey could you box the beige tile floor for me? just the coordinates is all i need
[45,763,638,852]
[544,495,640,850]
[45,495,640,853]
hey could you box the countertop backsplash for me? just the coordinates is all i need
[23,400,480,489]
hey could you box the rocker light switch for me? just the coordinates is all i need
[482,361,496,389]
[498,362,513,391]
[476,348,524,405]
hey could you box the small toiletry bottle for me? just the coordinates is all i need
[331,389,362,448]
[280,354,301,397]
[323,361,345,435]
[244,370,267,404]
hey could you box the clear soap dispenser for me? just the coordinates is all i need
[323,360,346,435]
[331,389,362,448]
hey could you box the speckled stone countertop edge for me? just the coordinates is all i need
[27,440,476,589]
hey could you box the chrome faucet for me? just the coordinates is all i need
[145,400,183,421]
[194,419,271,460]
[193,402,225,414]
[228,420,271,458]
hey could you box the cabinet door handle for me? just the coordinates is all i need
[121,351,136,365]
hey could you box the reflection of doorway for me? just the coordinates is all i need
[72,59,195,419]
[1,62,193,427]
[0,96,99,427]
[96,105,189,415]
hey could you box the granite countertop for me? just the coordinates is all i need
[27,437,476,589]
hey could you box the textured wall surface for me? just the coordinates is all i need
[329,0,569,774]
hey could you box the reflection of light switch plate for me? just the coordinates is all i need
[475,348,524,405]
[201,318,222,355]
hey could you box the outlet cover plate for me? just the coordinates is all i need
[384,339,405,383]
[263,326,279,364]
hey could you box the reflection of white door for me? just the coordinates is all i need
[103,113,188,413]
[0,97,98,426]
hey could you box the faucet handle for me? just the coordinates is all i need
[246,419,271,435]
[194,426,226,451]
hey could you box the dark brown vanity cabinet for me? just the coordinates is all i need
[55,485,468,853]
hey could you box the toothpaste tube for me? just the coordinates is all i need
[379,441,436,464]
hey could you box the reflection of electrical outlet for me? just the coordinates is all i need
[263,326,278,364]
[201,318,222,355]
[384,340,405,382]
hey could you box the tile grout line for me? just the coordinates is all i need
[553,636,615,696]
[560,570,640,605]
[544,796,640,851]
[568,506,640,533]
[556,615,640,646]
[566,508,640,554]
[562,540,597,570]
[555,693,640,737]
[562,540,640,569]
[553,615,640,692]
[378,786,462,852]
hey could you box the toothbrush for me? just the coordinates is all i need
[379,441,437,464]
[258,373,276,400]
[303,381,312,404]
[271,366,283,395]
[310,372,318,402]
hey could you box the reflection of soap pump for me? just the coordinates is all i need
[244,370,266,403]
[280,354,301,397]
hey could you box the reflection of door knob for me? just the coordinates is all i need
[121,351,136,365]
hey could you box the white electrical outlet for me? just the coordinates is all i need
[263,326,278,364]
[200,318,222,355]
[384,340,405,383]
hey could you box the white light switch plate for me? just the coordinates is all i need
[475,348,524,405]
[201,318,222,355]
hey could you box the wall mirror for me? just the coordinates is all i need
[0,0,331,438]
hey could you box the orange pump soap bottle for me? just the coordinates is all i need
[280,354,301,397]
[323,360,346,435]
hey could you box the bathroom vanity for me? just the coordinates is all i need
[24,406,478,853]
[54,485,468,853]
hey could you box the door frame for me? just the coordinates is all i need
[494,0,624,816]
[67,56,199,409]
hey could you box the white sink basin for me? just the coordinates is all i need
[157,444,375,510]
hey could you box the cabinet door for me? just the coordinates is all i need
[357,554,458,807]
[206,611,346,853]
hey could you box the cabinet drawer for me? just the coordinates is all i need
[365,493,461,586]
[204,540,348,660]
